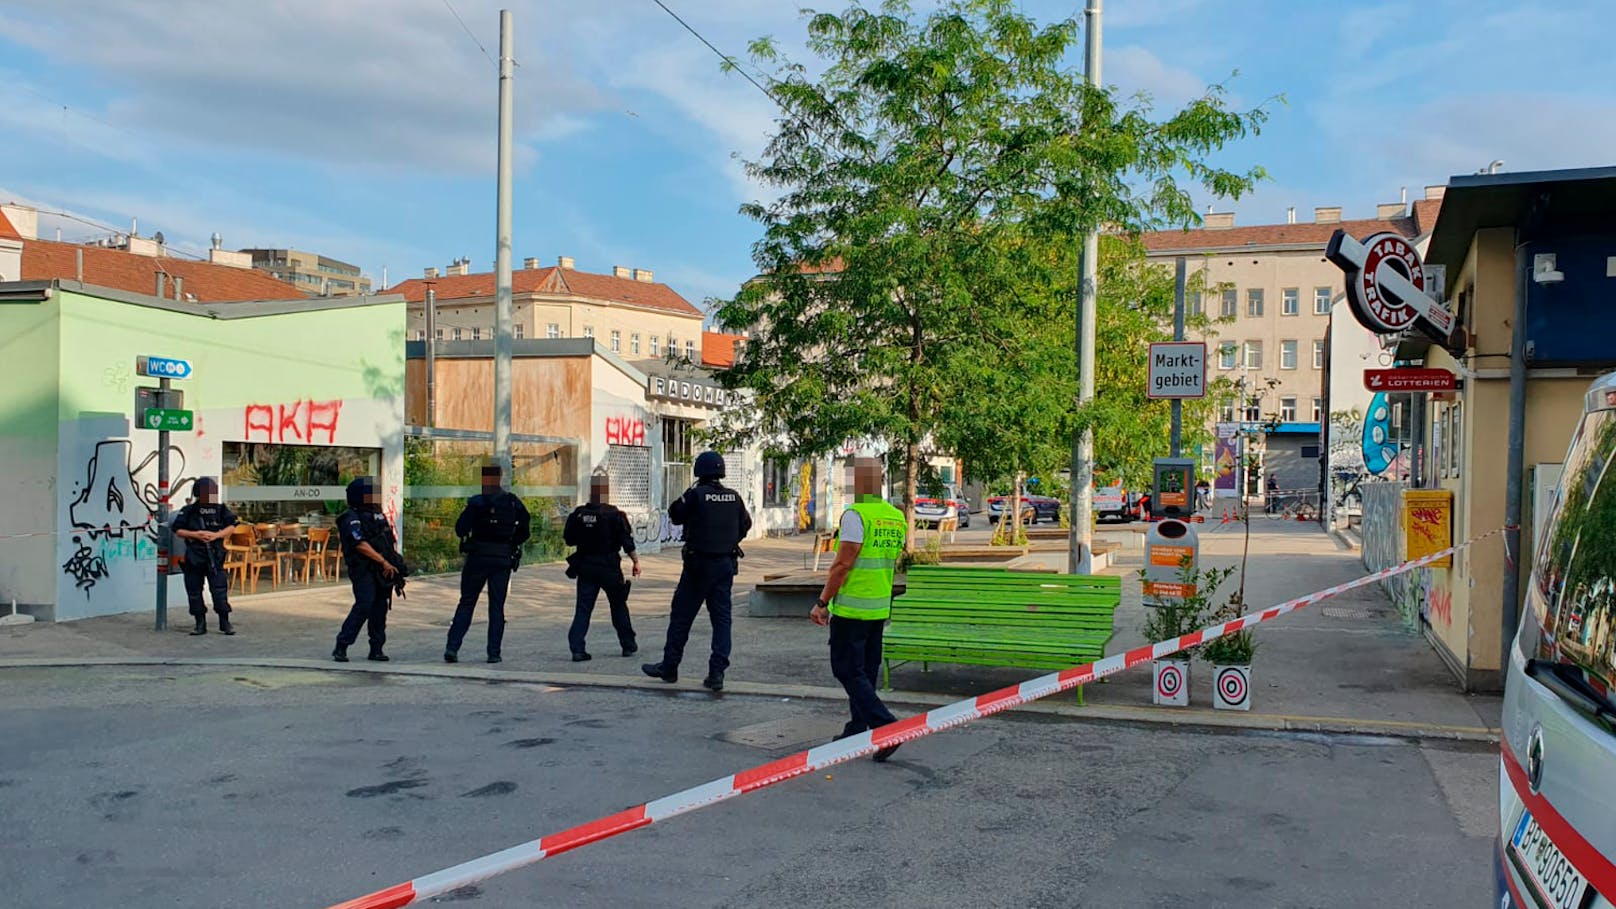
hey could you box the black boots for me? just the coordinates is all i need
[486,654,501,664]
[621,641,638,657]
[572,652,592,662]
[189,618,206,636]
[641,662,677,683]
[218,617,235,636]
[443,651,458,663]
[367,650,390,662]
[332,644,349,662]
[702,672,724,692]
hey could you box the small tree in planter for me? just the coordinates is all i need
[1138,559,1232,707]
[1202,589,1259,710]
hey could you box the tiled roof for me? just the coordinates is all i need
[1142,201,1444,254]
[701,331,746,368]
[388,266,703,317]
[21,239,305,301]
[0,209,20,241]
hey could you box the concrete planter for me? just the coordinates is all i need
[1213,664,1252,711]
[1151,658,1189,707]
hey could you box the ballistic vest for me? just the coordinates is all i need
[829,496,906,620]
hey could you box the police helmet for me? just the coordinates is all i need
[346,477,376,508]
[693,450,726,479]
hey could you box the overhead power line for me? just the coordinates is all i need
[648,0,781,109]
[441,0,497,66]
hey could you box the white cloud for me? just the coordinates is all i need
[1106,45,1215,112]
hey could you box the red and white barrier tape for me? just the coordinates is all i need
[322,526,1508,909]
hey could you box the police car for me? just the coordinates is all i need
[1498,370,1616,909]
[914,486,970,528]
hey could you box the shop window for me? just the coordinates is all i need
[1282,288,1299,316]
[764,457,792,508]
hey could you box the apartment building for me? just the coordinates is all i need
[390,256,707,361]
[242,247,373,296]
[1142,188,1444,494]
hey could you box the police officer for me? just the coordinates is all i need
[169,477,238,636]
[642,450,751,691]
[445,464,531,664]
[563,472,640,661]
[809,457,906,762]
[333,477,405,663]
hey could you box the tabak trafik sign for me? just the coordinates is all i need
[1326,230,1453,339]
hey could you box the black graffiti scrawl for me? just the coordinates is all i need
[61,536,109,593]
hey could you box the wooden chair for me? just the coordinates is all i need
[290,526,332,584]
[322,528,344,581]
[809,530,837,571]
[234,525,280,593]
[222,527,253,591]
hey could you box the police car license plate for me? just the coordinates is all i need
[1509,809,1590,909]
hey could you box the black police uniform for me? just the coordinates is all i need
[170,498,238,629]
[334,484,404,661]
[654,476,751,682]
[563,501,637,657]
[445,490,531,662]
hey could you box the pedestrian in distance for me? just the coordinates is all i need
[1195,477,1212,512]
[642,450,752,691]
[444,463,531,664]
[332,477,407,663]
[563,471,640,662]
[1265,475,1280,514]
[810,457,906,762]
[169,477,238,636]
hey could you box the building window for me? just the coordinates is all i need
[610,330,621,353]
[1187,292,1203,317]
[1244,396,1262,422]
[1220,289,1237,318]
[583,326,594,339]
[452,327,462,341]
[514,323,524,339]
[685,340,695,359]
[631,333,641,355]
[1282,288,1299,316]
[650,335,660,357]
[547,323,560,339]
[764,457,792,508]
[1314,286,1332,314]
[1313,339,1325,369]
[1280,340,1298,369]
[1246,289,1264,318]
[1219,402,1236,423]
[435,328,444,341]
[1280,397,1297,422]
[471,327,482,341]
[1244,340,1263,369]
[1312,397,1323,422]
[1218,342,1237,370]
[415,330,425,341]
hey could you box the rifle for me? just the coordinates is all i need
[364,524,411,600]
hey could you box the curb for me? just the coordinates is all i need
[0,656,1499,744]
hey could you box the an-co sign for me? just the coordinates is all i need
[1326,230,1453,338]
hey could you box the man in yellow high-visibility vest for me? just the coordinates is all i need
[810,457,906,762]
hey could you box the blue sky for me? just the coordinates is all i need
[2,0,1612,312]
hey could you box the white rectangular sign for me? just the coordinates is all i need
[1148,342,1207,399]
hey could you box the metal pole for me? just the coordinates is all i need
[425,286,438,428]
[1170,256,1185,458]
[154,376,171,631]
[1068,0,1102,575]
[493,9,515,477]
[1502,233,1531,674]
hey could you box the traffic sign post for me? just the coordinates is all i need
[135,355,194,632]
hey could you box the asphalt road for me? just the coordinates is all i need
[3,665,1495,908]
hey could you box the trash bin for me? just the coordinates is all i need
[1143,518,1199,607]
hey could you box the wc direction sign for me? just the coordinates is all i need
[136,355,192,380]
[1147,342,1207,399]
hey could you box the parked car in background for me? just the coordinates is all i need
[1497,370,1616,909]
[914,492,970,528]
[987,493,1061,524]
[1094,484,1132,523]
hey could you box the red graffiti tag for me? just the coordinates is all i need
[1428,584,1453,628]
[244,400,343,444]
[605,415,646,447]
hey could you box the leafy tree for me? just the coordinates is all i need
[706,0,1267,542]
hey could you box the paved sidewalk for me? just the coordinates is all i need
[0,522,1500,740]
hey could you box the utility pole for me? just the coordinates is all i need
[1170,256,1185,457]
[424,284,438,428]
[1068,0,1102,575]
[493,9,515,478]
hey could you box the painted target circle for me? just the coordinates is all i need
[1216,667,1249,707]
[1156,663,1184,698]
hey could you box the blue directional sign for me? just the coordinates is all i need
[136,355,192,379]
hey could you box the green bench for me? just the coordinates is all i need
[882,566,1121,703]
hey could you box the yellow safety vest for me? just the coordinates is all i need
[829,496,907,620]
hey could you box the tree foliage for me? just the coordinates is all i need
[706,0,1268,534]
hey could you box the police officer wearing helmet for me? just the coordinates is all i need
[643,450,751,691]
[333,477,405,663]
[169,477,239,636]
[562,471,639,662]
[445,463,531,664]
